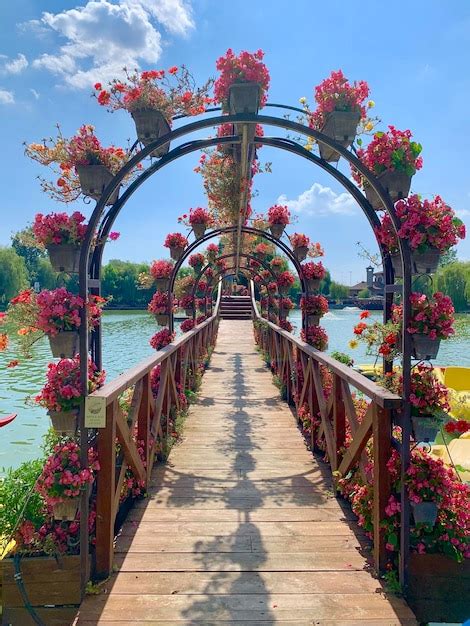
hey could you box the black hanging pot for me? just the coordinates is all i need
[411,334,441,360]
[48,409,78,436]
[48,330,79,359]
[76,164,119,204]
[228,82,261,114]
[292,246,309,262]
[269,224,285,239]
[192,223,206,239]
[154,278,170,291]
[364,170,412,210]
[155,314,169,326]
[411,501,438,527]
[412,248,441,275]
[412,414,445,443]
[319,110,361,162]
[46,244,81,273]
[131,108,171,157]
[306,278,321,292]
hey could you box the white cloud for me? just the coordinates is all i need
[0,89,14,104]
[30,88,40,99]
[28,0,194,89]
[277,182,358,217]
[456,208,470,218]
[0,53,28,75]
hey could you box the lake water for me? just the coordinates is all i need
[1,309,469,472]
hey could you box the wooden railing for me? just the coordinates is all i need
[90,287,221,577]
[250,285,402,570]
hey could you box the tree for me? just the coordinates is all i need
[36,258,58,291]
[358,288,371,298]
[433,261,470,312]
[11,227,46,282]
[439,247,458,268]
[320,270,331,295]
[102,259,152,307]
[0,247,29,302]
[329,281,349,300]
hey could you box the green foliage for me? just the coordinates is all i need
[433,261,470,312]
[102,259,152,307]
[36,257,58,290]
[329,281,349,300]
[11,227,46,282]
[357,288,370,298]
[331,351,354,367]
[0,247,29,302]
[319,270,331,295]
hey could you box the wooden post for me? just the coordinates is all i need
[137,373,151,484]
[95,401,117,578]
[332,374,346,473]
[373,404,392,572]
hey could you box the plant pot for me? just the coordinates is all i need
[131,108,171,157]
[169,245,185,261]
[318,110,361,162]
[185,308,193,317]
[412,414,445,443]
[1,554,85,624]
[307,314,321,326]
[155,314,169,326]
[192,223,207,239]
[254,252,266,262]
[48,410,78,436]
[411,501,438,526]
[306,278,321,292]
[269,223,285,239]
[76,164,119,204]
[52,498,79,521]
[154,277,170,291]
[278,285,290,296]
[228,82,261,114]
[364,170,412,210]
[412,248,440,274]
[46,244,81,274]
[408,553,470,623]
[293,245,309,262]
[411,334,441,360]
[390,252,403,279]
[48,331,79,359]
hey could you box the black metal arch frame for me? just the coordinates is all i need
[77,107,413,587]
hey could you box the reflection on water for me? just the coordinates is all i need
[1,309,469,472]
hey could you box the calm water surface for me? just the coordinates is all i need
[1,309,469,471]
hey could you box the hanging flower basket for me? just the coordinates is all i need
[192,223,206,239]
[155,277,170,291]
[411,501,438,527]
[48,330,79,359]
[411,334,441,360]
[412,414,445,443]
[364,170,412,210]
[185,308,193,317]
[46,244,81,274]
[228,82,261,114]
[390,252,403,279]
[154,314,169,326]
[48,410,78,436]
[278,285,290,296]
[292,246,309,262]
[306,278,321,292]
[307,314,321,326]
[412,248,440,274]
[52,498,79,521]
[319,110,361,162]
[169,245,185,261]
[270,224,285,239]
[131,108,171,157]
[76,164,119,204]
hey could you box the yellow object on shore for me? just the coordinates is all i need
[435,367,470,420]
[432,432,470,482]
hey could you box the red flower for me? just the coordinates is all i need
[360,310,370,319]
[94,82,102,90]
[168,66,178,74]
[109,231,120,241]
[7,360,19,368]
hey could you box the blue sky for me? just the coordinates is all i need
[0,0,469,285]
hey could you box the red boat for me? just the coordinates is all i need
[0,414,17,428]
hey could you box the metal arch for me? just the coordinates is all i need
[77,107,414,587]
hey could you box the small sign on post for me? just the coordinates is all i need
[85,396,106,428]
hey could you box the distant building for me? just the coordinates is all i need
[349,266,384,298]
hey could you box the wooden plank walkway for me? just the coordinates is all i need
[77,320,416,625]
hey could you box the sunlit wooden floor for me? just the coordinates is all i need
[77,320,416,624]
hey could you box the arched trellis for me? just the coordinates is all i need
[77,107,414,588]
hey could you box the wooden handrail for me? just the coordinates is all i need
[250,282,401,409]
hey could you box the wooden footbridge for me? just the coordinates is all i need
[76,295,416,624]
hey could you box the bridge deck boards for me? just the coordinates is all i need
[77,320,416,625]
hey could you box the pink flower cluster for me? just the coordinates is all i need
[206,243,219,260]
[36,441,99,505]
[277,271,295,288]
[33,211,88,246]
[395,195,465,252]
[270,256,285,270]
[301,261,326,280]
[66,124,128,171]
[150,259,174,279]
[309,70,370,130]
[289,233,310,248]
[279,297,294,311]
[278,319,293,332]
[214,48,270,107]
[267,282,278,294]
[254,242,270,256]
[267,204,290,225]
[180,295,195,310]
[352,125,423,183]
[181,318,196,332]
[35,356,105,412]
[148,291,172,316]
[300,294,329,316]
[189,253,205,268]
[150,364,161,397]
[189,207,213,226]
[301,325,328,351]
[393,292,455,340]
[149,328,175,350]
[164,232,188,249]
